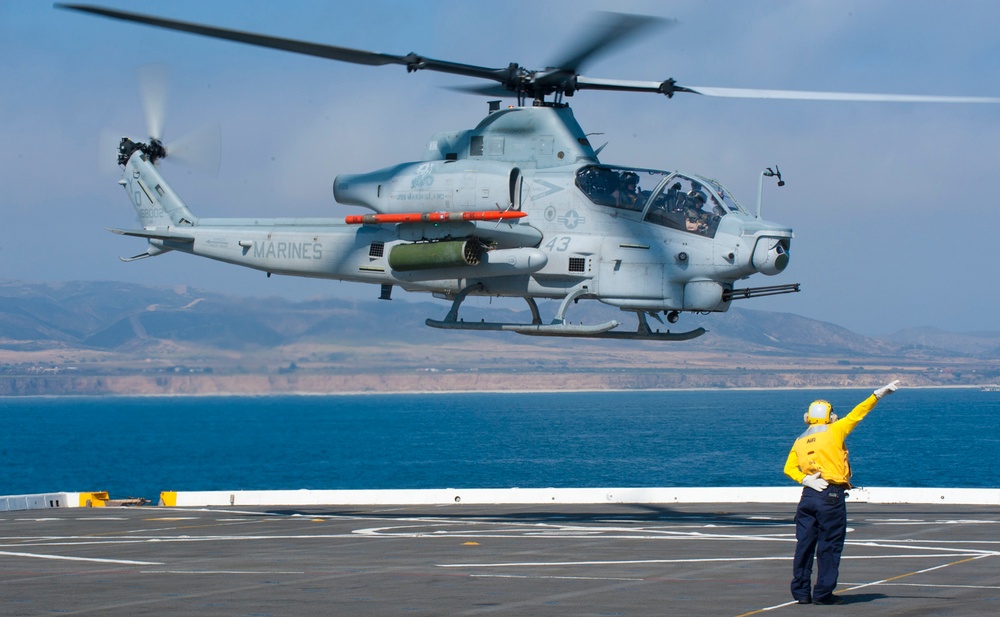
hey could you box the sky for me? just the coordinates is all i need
[1,0,998,337]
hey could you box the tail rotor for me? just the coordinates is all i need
[107,65,221,172]
[139,63,169,146]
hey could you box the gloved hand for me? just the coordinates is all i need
[874,379,901,399]
[802,472,829,492]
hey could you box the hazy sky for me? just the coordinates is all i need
[2,1,998,337]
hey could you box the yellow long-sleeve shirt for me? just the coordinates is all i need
[783,394,879,486]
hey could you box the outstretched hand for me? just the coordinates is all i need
[874,380,901,399]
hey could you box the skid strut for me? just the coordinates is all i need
[426,284,706,341]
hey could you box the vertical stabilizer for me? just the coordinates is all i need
[119,139,198,229]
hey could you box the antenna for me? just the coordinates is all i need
[756,165,785,218]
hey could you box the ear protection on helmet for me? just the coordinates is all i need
[805,400,835,424]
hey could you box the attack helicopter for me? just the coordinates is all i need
[61,5,1000,341]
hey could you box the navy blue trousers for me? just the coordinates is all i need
[791,484,847,602]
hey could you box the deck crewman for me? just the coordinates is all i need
[783,380,901,605]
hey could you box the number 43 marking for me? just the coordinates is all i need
[544,236,571,252]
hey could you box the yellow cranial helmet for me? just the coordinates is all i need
[805,400,834,424]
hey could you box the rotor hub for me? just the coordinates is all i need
[118,137,167,166]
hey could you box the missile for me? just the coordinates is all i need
[345,210,527,224]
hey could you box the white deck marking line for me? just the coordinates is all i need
[355,525,1000,555]
[3,533,365,547]
[437,553,977,568]
[858,537,1000,545]
[734,554,997,616]
[470,574,645,581]
[841,553,994,595]
[0,549,162,565]
[141,570,306,575]
[844,581,1000,590]
[849,540,999,555]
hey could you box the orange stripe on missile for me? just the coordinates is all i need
[345,210,527,224]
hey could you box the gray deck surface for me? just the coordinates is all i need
[1,502,998,616]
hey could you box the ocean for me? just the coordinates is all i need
[1,388,997,501]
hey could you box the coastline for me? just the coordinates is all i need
[0,373,991,398]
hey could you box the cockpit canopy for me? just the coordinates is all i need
[575,165,748,238]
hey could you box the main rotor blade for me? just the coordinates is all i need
[575,77,1000,103]
[682,85,1000,104]
[573,76,697,96]
[61,4,1000,105]
[548,12,669,73]
[60,4,407,65]
[58,4,513,84]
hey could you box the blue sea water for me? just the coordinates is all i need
[1,389,997,501]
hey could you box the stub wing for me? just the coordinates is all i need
[344,210,527,224]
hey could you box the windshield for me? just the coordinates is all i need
[576,167,747,238]
[701,177,746,215]
[643,173,745,238]
[575,165,671,212]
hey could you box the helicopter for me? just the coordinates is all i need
[60,5,1000,341]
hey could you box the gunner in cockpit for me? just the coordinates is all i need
[614,171,641,209]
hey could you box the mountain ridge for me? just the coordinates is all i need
[1,279,997,395]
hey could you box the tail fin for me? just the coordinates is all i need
[119,141,198,229]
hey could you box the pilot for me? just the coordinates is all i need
[683,192,709,232]
[687,182,707,204]
[664,182,684,210]
[577,166,617,206]
[783,380,901,605]
[576,167,603,198]
[614,171,641,208]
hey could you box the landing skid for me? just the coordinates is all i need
[425,285,706,341]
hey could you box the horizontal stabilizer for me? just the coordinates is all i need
[108,228,195,242]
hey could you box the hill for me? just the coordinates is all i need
[1,279,997,395]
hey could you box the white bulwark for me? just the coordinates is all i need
[158,487,999,508]
[3,488,998,512]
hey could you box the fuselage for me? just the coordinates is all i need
[122,105,793,315]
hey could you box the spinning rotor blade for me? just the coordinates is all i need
[59,4,663,99]
[61,4,1000,105]
[58,4,513,84]
[126,65,222,172]
[547,12,669,73]
[60,4,408,66]
[681,85,1000,104]
[164,121,222,174]
[138,63,169,141]
[573,78,1000,103]
[98,128,125,174]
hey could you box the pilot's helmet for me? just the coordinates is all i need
[578,166,602,190]
[620,171,639,188]
[804,400,837,424]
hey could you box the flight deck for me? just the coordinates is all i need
[2,492,998,616]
